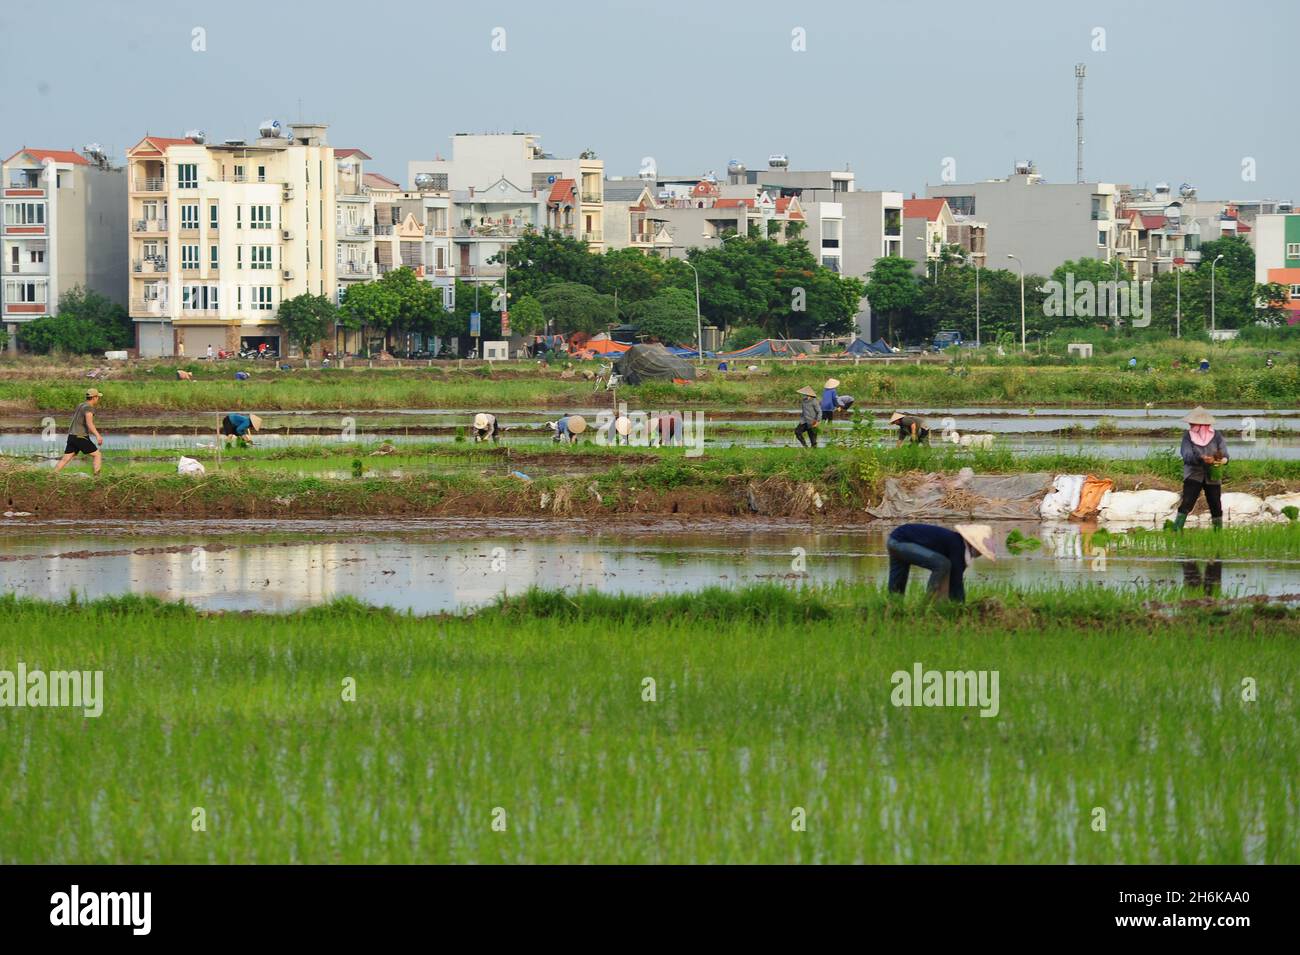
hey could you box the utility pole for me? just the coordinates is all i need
[1075,64,1086,184]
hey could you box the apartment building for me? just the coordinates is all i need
[928,162,1118,276]
[126,122,336,357]
[408,133,604,284]
[1253,213,1300,324]
[903,198,956,275]
[334,149,375,299]
[2,146,127,348]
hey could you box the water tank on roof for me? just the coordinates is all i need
[1155,181,1170,194]
[184,129,206,144]
[414,173,437,191]
[258,119,283,139]
[727,159,746,176]
[768,154,789,168]
[1179,183,1196,197]
[82,143,107,165]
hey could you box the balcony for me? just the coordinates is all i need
[581,191,602,204]
[134,178,166,193]
[3,300,48,316]
[4,183,45,197]
[425,226,450,237]
[338,222,373,238]
[582,230,603,243]
[453,223,533,238]
[132,219,168,233]
[339,261,373,276]
[132,258,169,273]
[130,298,169,315]
[374,224,394,236]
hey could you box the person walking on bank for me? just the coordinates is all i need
[891,411,930,446]
[794,386,822,448]
[53,388,105,476]
[821,378,841,423]
[886,523,997,603]
[1173,406,1229,531]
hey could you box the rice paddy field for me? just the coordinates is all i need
[1,587,1296,864]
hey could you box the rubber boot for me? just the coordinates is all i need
[1172,512,1188,532]
[1212,516,1223,531]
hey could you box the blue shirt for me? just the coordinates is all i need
[821,388,839,412]
[556,417,570,436]
[888,523,970,601]
[228,413,253,435]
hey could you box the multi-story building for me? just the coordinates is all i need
[928,162,1118,277]
[125,122,336,357]
[2,146,127,348]
[903,197,956,275]
[1253,213,1300,325]
[334,148,375,301]
[408,133,604,284]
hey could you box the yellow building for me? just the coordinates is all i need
[126,122,336,356]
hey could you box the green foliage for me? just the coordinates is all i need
[723,324,766,351]
[624,287,698,345]
[508,294,546,337]
[533,282,616,335]
[17,285,132,354]
[277,293,338,353]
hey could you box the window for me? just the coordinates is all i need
[1286,242,1300,259]
[237,246,243,269]
[233,165,245,183]
[946,196,976,216]
[210,245,219,269]
[253,286,274,310]
[177,164,198,189]
[257,165,267,183]
[337,285,348,305]
[236,206,242,229]
[209,204,219,228]
[181,244,199,270]
[250,205,272,229]
[182,285,219,310]
[30,249,45,264]
[251,246,273,270]
[4,202,46,225]
[1098,230,1107,247]
[5,280,45,303]
[1290,284,1300,298]
[180,203,199,230]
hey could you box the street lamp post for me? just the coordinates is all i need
[975,260,981,347]
[1007,254,1026,352]
[1211,253,1225,335]
[1175,266,1181,339]
[683,259,702,361]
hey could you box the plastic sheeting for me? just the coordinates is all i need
[1040,474,1085,520]
[867,472,1053,521]
[1096,489,1180,528]
[1265,492,1300,516]
[615,343,697,385]
[177,456,206,477]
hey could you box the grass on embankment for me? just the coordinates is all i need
[0,586,1295,864]
[1,352,1297,412]
[5,443,1299,521]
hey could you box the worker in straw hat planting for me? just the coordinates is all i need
[471,412,501,444]
[891,411,930,446]
[219,412,263,447]
[794,386,822,448]
[820,378,842,422]
[549,413,587,445]
[1172,406,1230,531]
[886,523,997,603]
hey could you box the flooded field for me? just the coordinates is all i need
[2,518,1293,613]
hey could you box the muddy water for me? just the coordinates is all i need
[1,518,1293,613]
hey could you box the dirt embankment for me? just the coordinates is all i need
[0,471,848,522]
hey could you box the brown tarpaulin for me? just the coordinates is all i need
[866,472,1054,521]
[1069,475,1114,522]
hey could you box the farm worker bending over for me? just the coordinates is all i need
[472,413,501,444]
[891,411,930,446]
[820,378,841,422]
[1173,406,1229,531]
[220,412,263,447]
[794,386,821,448]
[550,414,586,445]
[886,523,996,603]
[53,388,105,476]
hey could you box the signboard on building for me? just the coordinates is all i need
[470,312,481,337]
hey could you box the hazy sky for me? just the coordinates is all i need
[2,0,1294,200]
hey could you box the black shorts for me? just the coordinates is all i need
[65,435,98,455]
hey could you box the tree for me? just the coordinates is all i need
[338,280,399,353]
[17,285,132,354]
[533,282,616,335]
[625,287,698,345]
[724,324,766,351]
[509,294,547,337]
[1255,282,1291,325]
[864,256,921,342]
[277,293,338,355]
[490,228,604,299]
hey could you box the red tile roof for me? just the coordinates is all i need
[903,198,948,221]
[6,147,89,166]
[714,197,755,208]
[1140,214,1166,230]
[547,178,576,204]
[334,148,372,160]
[691,180,720,197]
[363,172,400,189]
